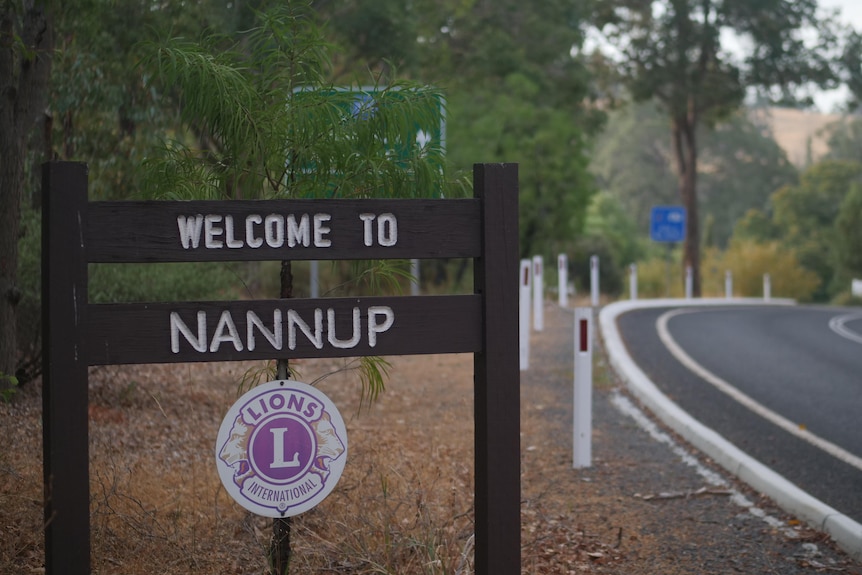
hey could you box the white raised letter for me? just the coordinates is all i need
[246,214,263,248]
[287,214,310,247]
[327,307,361,348]
[368,306,395,347]
[247,310,283,351]
[170,311,207,353]
[210,310,243,352]
[359,213,375,246]
[224,215,243,248]
[265,214,285,248]
[204,214,224,248]
[287,309,324,350]
[177,215,204,249]
[313,213,332,247]
[377,213,397,246]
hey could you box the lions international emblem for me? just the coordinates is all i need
[215,380,347,517]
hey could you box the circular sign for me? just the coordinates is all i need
[215,380,348,517]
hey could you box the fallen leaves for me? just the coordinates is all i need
[633,486,734,502]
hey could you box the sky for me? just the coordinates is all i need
[813,0,862,112]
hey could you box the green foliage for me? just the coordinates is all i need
[448,78,596,258]
[733,208,779,243]
[139,2,451,202]
[633,250,686,299]
[343,0,604,258]
[633,240,819,300]
[573,192,645,294]
[590,101,677,232]
[702,240,820,301]
[592,102,798,248]
[88,263,244,304]
[592,0,840,294]
[0,372,19,403]
[831,292,862,307]
[770,160,862,299]
[834,182,862,278]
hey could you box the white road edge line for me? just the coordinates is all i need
[658,308,862,473]
[829,313,862,345]
[599,298,862,563]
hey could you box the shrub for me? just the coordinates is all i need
[702,240,820,301]
[15,209,246,385]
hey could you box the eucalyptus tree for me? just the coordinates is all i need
[592,0,841,295]
[592,101,797,249]
[0,0,52,390]
[320,0,603,259]
[139,3,450,571]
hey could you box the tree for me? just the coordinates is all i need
[592,100,797,248]
[1,0,53,388]
[7,0,246,388]
[822,116,862,164]
[593,0,840,295]
[736,159,861,300]
[322,0,604,258]
[139,3,451,572]
[834,182,862,280]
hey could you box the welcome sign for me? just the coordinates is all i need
[41,161,520,575]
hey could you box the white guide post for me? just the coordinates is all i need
[573,307,593,468]
[410,258,420,297]
[685,265,693,300]
[519,259,531,371]
[590,255,600,307]
[725,270,733,299]
[532,255,544,331]
[763,273,771,301]
[629,263,638,300]
[558,254,568,307]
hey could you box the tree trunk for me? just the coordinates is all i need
[671,108,701,297]
[0,3,53,383]
[270,259,293,574]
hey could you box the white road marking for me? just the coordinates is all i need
[829,313,862,345]
[657,308,862,473]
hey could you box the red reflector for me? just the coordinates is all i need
[579,319,589,352]
[523,267,529,285]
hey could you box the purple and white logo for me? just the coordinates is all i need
[215,380,347,517]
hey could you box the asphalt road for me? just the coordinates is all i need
[617,305,862,525]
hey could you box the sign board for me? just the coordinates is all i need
[216,380,348,517]
[650,205,686,243]
[41,162,520,575]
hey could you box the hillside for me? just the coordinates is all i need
[752,107,845,166]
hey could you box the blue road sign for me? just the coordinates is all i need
[650,206,686,242]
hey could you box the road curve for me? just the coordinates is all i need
[599,298,862,562]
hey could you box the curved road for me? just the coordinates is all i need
[616,305,862,525]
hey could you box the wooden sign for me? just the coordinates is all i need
[41,161,520,575]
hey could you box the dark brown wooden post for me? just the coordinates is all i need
[41,162,91,575]
[473,163,520,574]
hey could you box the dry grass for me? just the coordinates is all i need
[2,350,540,574]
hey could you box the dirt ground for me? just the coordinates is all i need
[2,301,861,574]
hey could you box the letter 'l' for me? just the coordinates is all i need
[270,428,300,468]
